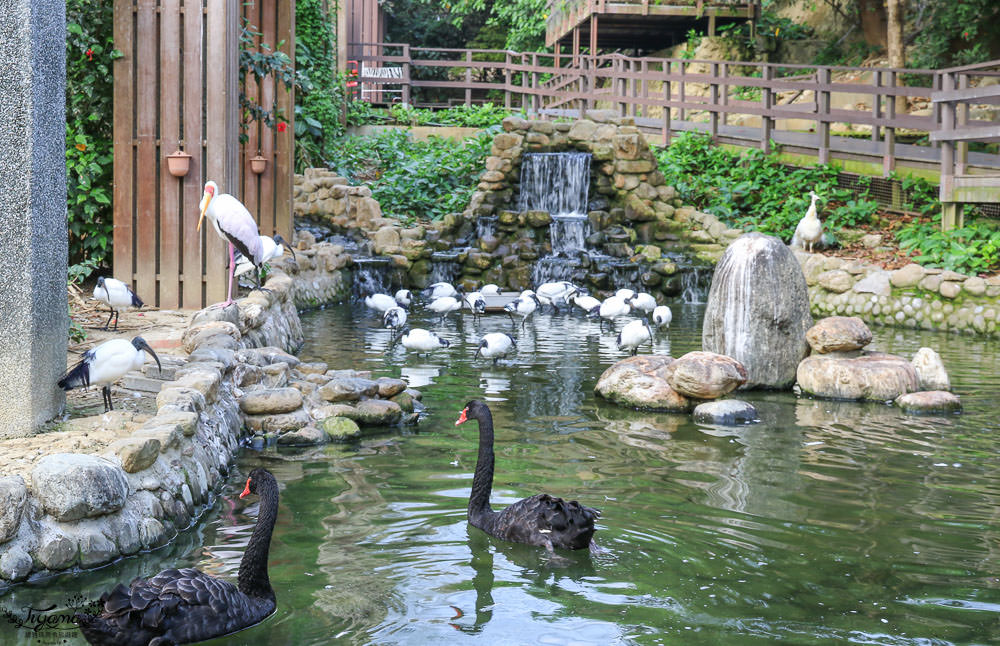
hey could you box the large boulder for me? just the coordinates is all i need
[805,316,872,354]
[0,476,27,543]
[664,351,747,399]
[911,347,950,391]
[594,355,693,412]
[318,377,378,402]
[703,233,812,389]
[347,399,403,426]
[31,454,129,522]
[796,352,919,401]
[239,387,303,414]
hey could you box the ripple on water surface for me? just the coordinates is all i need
[3,304,1000,645]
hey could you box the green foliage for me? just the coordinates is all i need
[295,0,345,171]
[65,1,119,273]
[717,9,813,57]
[349,103,513,128]
[239,19,305,144]
[329,128,495,221]
[896,218,1000,274]
[412,0,546,52]
[909,0,1000,70]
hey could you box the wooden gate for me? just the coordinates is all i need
[113,0,294,310]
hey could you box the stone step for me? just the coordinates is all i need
[143,356,186,380]
[122,372,166,393]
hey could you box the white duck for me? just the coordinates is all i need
[617,319,653,356]
[475,332,517,364]
[793,191,823,253]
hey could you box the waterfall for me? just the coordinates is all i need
[429,251,461,285]
[476,216,497,240]
[550,214,589,256]
[518,152,592,215]
[352,257,393,299]
[680,266,713,304]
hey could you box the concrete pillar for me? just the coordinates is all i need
[0,0,68,437]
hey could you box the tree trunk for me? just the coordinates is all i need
[858,0,887,48]
[886,0,906,114]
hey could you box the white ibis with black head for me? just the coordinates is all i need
[617,319,653,356]
[652,305,672,329]
[475,332,516,364]
[383,306,407,335]
[234,234,296,279]
[503,292,539,329]
[198,180,264,306]
[58,337,162,412]
[598,295,631,332]
[428,295,462,322]
[480,284,500,296]
[394,289,412,307]
[426,282,459,300]
[399,327,450,355]
[627,292,657,314]
[93,277,144,331]
[365,292,397,312]
[463,291,486,321]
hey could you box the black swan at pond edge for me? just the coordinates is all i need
[76,469,279,646]
[456,400,600,554]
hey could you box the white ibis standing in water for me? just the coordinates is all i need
[463,291,486,321]
[198,180,263,306]
[92,277,143,331]
[383,306,407,335]
[627,292,657,314]
[58,337,162,412]
[426,282,459,300]
[481,284,500,296]
[617,319,653,356]
[652,305,673,329]
[234,234,296,279]
[598,295,631,332]
[536,281,578,309]
[365,293,397,312]
[400,327,450,355]
[475,332,516,364]
[394,289,412,307]
[504,292,539,329]
[428,295,462,322]
[569,292,601,317]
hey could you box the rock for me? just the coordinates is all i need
[78,531,119,568]
[32,454,130,521]
[594,355,694,412]
[861,233,883,248]
[298,361,328,375]
[0,476,27,543]
[525,210,552,228]
[243,346,301,368]
[895,391,962,414]
[37,534,77,570]
[817,269,853,293]
[693,400,759,425]
[156,386,206,413]
[963,276,986,296]
[664,351,747,399]
[182,321,241,353]
[805,316,873,353]
[796,352,919,401]
[133,425,182,451]
[239,387,303,414]
[852,270,891,297]
[939,281,961,298]
[349,399,403,426]
[318,377,378,402]
[243,409,312,433]
[321,416,363,442]
[890,263,925,288]
[312,403,356,420]
[376,377,407,398]
[0,545,32,581]
[277,425,329,446]
[911,347,950,391]
[373,226,401,254]
[110,437,161,473]
[567,119,597,141]
[702,233,813,389]
[390,391,415,413]
[139,518,168,549]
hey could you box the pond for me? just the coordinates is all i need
[3,303,999,645]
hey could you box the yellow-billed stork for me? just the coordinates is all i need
[198,180,264,305]
[58,336,162,412]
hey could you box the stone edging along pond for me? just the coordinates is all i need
[0,238,423,585]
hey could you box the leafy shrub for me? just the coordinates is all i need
[896,217,1000,274]
[348,103,514,129]
[294,0,345,171]
[329,128,495,222]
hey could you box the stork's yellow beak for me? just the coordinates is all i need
[198,192,210,231]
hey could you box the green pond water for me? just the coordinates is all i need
[3,303,1000,645]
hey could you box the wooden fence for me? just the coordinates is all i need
[113,0,293,310]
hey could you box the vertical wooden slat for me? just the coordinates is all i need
[709,62,718,141]
[760,63,772,152]
[112,0,135,289]
[182,0,205,308]
[817,67,830,164]
[259,0,277,235]
[274,0,295,241]
[135,0,157,303]
[883,70,896,176]
[242,1,261,228]
[158,0,181,308]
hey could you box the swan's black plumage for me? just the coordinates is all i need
[76,469,279,646]
[457,400,599,552]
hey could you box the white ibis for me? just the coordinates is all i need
[504,293,539,329]
[569,292,601,316]
[536,281,578,309]
[598,296,631,332]
[383,306,407,334]
[198,180,263,306]
[464,291,486,321]
[792,191,823,252]
[617,319,653,356]
[481,284,500,296]
[426,282,459,300]
[428,295,462,321]
[234,234,296,278]
[58,337,162,412]
[615,288,636,301]
[627,292,657,314]
[476,332,516,364]
[400,327,450,355]
[395,289,412,307]
[92,277,144,331]
[365,293,397,312]
[652,305,673,329]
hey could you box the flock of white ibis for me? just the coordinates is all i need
[62,181,289,413]
[365,279,673,364]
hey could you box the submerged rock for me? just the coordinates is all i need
[348,399,403,426]
[796,352,919,401]
[664,351,747,400]
[806,316,872,354]
[693,400,759,425]
[911,347,950,391]
[594,355,693,412]
[277,425,329,446]
[895,390,961,414]
[702,233,812,389]
[322,416,363,442]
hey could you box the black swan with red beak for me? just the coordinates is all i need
[456,400,600,554]
[76,468,279,645]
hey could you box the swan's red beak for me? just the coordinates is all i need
[455,408,468,425]
[239,476,252,499]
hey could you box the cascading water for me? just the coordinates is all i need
[352,257,394,299]
[476,216,497,240]
[429,251,461,285]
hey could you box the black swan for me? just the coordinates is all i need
[456,400,600,554]
[76,468,279,646]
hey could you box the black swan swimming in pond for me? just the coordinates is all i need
[76,468,279,646]
[456,400,600,554]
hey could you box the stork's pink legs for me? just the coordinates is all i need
[223,242,236,307]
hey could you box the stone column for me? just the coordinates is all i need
[0,0,68,437]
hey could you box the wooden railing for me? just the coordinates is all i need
[350,43,1000,227]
